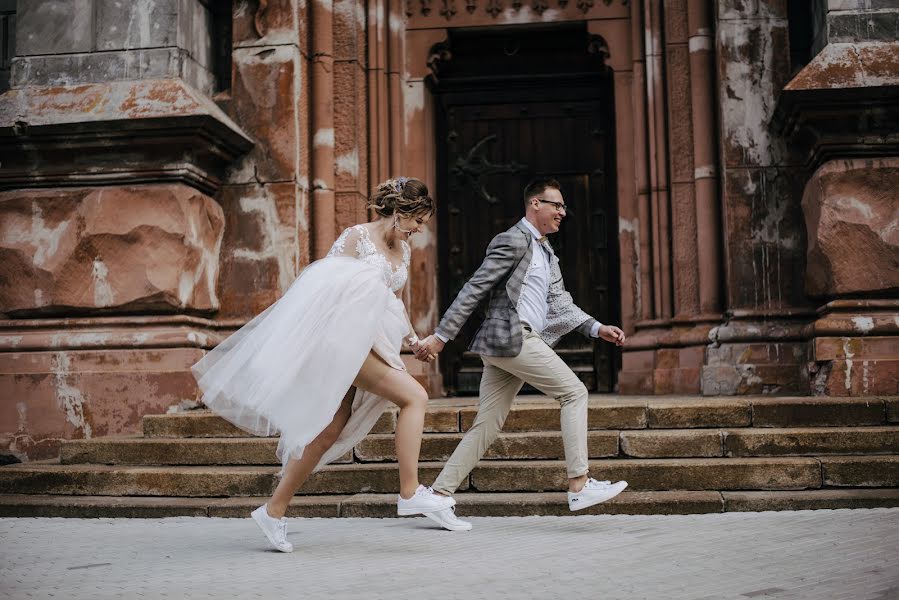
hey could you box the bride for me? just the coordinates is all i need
[192,177,456,552]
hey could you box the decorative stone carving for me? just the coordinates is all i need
[449,135,527,204]
[440,0,457,19]
[404,0,627,18]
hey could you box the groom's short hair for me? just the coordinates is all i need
[523,178,562,207]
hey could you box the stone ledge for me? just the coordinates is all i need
[0,80,253,194]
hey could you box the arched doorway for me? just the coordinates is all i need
[430,24,620,394]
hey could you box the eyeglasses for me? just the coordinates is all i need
[536,198,567,212]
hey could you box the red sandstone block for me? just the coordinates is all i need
[618,370,654,395]
[227,46,301,184]
[623,350,655,372]
[812,337,899,361]
[817,359,899,396]
[653,368,702,395]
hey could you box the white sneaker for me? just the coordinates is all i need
[397,485,456,516]
[425,506,473,531]
[568,479,628,511]
[251,504,294,553]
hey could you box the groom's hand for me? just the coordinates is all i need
[599,325,626,346]
[415,335,445,362]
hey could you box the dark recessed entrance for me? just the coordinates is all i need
[431,23,620,395]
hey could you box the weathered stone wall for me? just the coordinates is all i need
[701,0,810,396]
[778,1,899,396]
[0,185,224,316]
[0,0,252,461]
[14,0,214,93]
[214,1,312,319]
[2,0,896,464]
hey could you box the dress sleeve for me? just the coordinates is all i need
[401,240,412,268]
[327,226,363,258]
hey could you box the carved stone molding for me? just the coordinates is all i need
[407,0,626,18]
[440,0,457,19]
[0,79,254,195]
[426,41,453,83]
[587,33,611,70]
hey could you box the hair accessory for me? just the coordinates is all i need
[394,176,409,194]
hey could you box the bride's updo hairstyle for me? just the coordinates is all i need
[368,177,435,219]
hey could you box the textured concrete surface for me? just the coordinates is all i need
[1,509,897,599]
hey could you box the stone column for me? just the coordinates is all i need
[0,0,253,462]
[699,0,810,396]
[776,1,899,395]
[619,0,719,395]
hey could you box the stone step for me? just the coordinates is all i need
[62,426,899,465]
[5,456,898,496]
[143,396,895,438]
[59,438,354,466]
[2,488,898,519]
[623,426,899,458]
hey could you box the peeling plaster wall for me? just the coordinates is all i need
[717,0,806,313]
[216,1,313,320]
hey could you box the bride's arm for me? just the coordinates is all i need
[398,290,420,350]
[397,240,420,351]
[327,226,362,258]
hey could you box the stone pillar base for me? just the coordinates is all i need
[619,321,715,395]
[806,300,899,396]
[0,317,234,462]
[701,313,812,396]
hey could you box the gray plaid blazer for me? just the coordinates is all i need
[435,221,597,357]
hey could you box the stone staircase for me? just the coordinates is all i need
[2,395,898,518]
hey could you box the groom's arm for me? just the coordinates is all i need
[434,231,524,342]
[547,276,625,346]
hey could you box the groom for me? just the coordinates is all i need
[416,178,628,531]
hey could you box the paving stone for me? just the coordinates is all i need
[340,491,724,517]
[2,509,898,599]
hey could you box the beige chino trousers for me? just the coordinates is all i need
[432,326,589,496]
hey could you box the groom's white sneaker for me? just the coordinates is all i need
[568,479,628,511]
[397,485,456,516]
[251,504,293,553]
[425,506,473,531]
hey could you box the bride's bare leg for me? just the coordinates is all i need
[353,352,428,500]
[266,387,355,519]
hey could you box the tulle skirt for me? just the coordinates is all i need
[191,256,407,473]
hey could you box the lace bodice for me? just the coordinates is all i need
[327,225,411,293]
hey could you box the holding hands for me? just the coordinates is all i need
[412,325,624,362]
[414,334,445,362]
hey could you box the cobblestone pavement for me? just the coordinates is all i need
[2,509,897,600]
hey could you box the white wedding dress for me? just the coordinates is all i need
[191,225,412,473]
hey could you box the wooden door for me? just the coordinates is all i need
[433,27,619,394]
